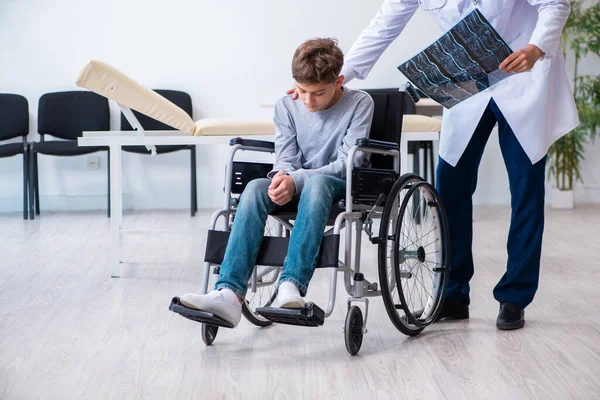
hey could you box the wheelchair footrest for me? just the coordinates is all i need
[255,302,325,327]
[169,297,235,328]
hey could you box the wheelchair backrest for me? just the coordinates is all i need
[362,88,409,170]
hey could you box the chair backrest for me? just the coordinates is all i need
[403,92,417,115]
[362,88,409,170]
[120,90,193,131]
[0,94,29,141]
[38,91,110,140]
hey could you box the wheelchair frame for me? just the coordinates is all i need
[203,139,401,313]
[170,86,450,355]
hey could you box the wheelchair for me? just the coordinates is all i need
[170,84,450,355]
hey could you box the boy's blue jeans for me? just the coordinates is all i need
[215,175,346,298]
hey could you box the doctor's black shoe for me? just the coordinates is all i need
[496,302,525,330]
[434,299,470,322]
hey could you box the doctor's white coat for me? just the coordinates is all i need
[342,0,580,166]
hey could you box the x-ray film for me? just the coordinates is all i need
[398,9,513,109]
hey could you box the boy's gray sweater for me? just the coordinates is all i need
[269,87,374,193]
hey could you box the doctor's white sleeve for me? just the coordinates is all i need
[341,0,420,84]
[526,0,571,59]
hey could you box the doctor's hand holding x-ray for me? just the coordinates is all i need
[499,44,545,73]
[286,0,579,330]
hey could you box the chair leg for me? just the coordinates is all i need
[412,145,421,224]
[413,144,420,177]
[107,150,111,218]
[34,150,40,215]
[194,148,198,214]
[422,142,429,185]
[22,145,28,220]
[28,146,35,220]
[191,146,197,217]
[428,142,435,188]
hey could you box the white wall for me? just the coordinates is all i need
[0,0,598,212]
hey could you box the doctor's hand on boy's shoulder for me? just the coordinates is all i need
[286,86,299,100]
[268,170,296,206]
[499,44,544,74]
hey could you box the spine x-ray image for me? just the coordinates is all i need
[398,9,512,109]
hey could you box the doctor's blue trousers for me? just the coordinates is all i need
[437,99,547,310]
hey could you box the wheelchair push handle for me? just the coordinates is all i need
[400,82,420,104]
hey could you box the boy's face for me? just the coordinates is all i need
[295,76,344,112]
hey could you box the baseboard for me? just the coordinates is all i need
[0,194,133,213]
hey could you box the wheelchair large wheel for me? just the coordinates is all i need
[378,174,450,336]
[241,216,282,327]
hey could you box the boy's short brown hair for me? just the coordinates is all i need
[292,38,344,84]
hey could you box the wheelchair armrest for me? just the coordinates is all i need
[355,138,399,151]
[229,137,275,151]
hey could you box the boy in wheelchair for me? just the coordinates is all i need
[178,37,374,328]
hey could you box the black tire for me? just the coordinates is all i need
[395,181,449,327]
[242,285,277,327]
[345,306,364,356]
[201,323,218,345]
[378,174,450,335]
[378,174,425,335]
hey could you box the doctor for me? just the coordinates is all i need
[291,0,579,329]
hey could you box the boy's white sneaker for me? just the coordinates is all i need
[274,282,305,309]
[180,289,242,327]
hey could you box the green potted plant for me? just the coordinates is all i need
[548,1,600,209]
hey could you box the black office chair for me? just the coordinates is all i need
[120,89,197,216]
[30,91,111,219]
[0,94,30,219]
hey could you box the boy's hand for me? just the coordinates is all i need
[499,44,544,74]
[268,170,295,205]
[286,87,299,100]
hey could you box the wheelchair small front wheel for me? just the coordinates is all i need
[344,306,364,356]
[201,323,219,345]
